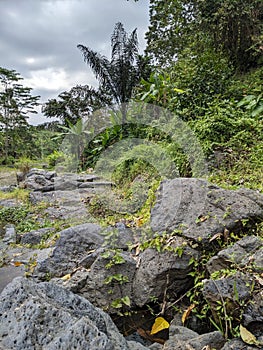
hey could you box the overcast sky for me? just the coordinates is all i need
[0,0,150,124]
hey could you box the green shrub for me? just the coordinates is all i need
[46,150,66,168]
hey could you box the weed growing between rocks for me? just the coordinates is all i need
[100,220,263,343]
[85,173,161,228]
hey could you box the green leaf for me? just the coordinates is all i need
[122,296,131,307]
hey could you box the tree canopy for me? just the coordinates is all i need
[42,85,111,126]
[0,67,40,162]
[145,0,263,71]
[77,22,150,106]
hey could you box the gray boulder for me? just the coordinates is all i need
[2,224,17,244]
[151,178,263,243]
[202,273,253,326]
[207,235,263,274]
[60,252,137,313]
[0,185,17,192]
[221,339,257,350]
[163,325,225,350]
[23,168,55,190]
[133,237,199,307]
[19,169,57,191]
[35,223,104,278]
[0,277,148,350]
[0,198,22,208]
[20,227,55,246]
[243,289,263,327]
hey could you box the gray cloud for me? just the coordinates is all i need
[0,0,149,124]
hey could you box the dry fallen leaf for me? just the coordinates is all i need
[150,317,170,335]
[209,232,223,242]
[240,324,261,347]
[254,275,263,286]
[61,273,71,281]
[137,328,165,344]
[135,217,144,227]
[182,304,195,325]
[223,228,229,241]
[13,261,23,267]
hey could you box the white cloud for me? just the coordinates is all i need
[0,0,150,124]
[24,68,70,92]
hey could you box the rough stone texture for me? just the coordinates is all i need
[148,344,162,350]
[151,178,263,243]
[188,331,225,350]
[29,189,93,221]
[207,235,263,274]
[203,273,253,324]
[104,225,136,250]
[0,277,148,350]
[24,173,53,190]
[0,198,22,208]
[243,289,263,328]
[20,227,55,245]
[2,224,17,244]
[221,339,257,350]
[35,223,104,278]
[21,169,111,193]
[133,237,199,307]
[0,265,24,293]
[236,187,263,208]
[26,168,53,179]
[53,179,79,191]
[60,252,137,313]
[0,185,17,192]
[0,243,53,293]
[163,326,225,350]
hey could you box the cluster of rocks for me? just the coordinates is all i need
[0,175,263,349]
[17,168,114,192]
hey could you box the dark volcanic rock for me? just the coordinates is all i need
[207,235,263,274]
[61,252,137,313]
[221,339,257,350]
[151,178,263,243]
[2,224,17,244]
[202,273,253,326]
[20,227,55,245]
[243,290,263,326]
[0,277,147,350]
[163,325,225,350]
[133,236,199,307]
[35,223,104,278]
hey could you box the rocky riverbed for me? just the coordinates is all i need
[0,169,263,349]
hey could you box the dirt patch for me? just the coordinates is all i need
[0,168,17,187]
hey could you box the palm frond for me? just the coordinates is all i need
[78,22,149,106]
[111,22,127,62]
[124,28,138,65]
[77,45,111,85]
[77,44,119,102]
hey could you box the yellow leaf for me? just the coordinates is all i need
[13,261,23,267]
[61,273,71,281]
[135,217,144,227]
[240,325,260,346]
[182,304,195,325]
[150,317,169,335]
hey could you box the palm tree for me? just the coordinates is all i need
[77,22,149,122]
[54,118,92,169]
